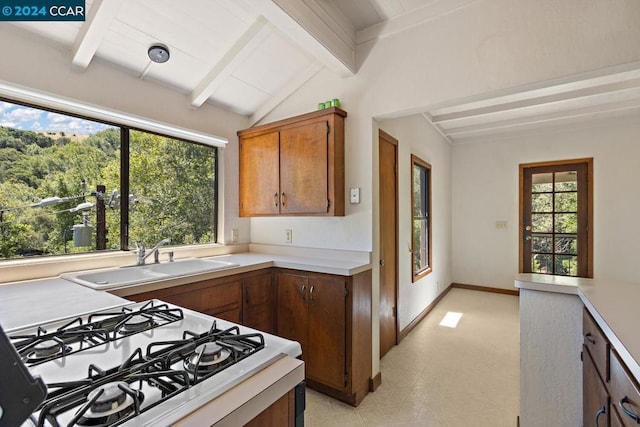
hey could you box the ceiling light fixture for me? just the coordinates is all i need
[148,44,170,63]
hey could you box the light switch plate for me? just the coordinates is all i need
[350,187,360,204]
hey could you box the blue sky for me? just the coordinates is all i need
[0,100,113,135]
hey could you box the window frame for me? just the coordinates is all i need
[519,158,593,278]
[411,154,432,282]
[0,97,219,259]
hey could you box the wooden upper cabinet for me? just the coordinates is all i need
[239,131,280,216]
[238,107,346,217]
[280,121,329,214]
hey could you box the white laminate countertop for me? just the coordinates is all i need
[103,252,372,297]
[0,251,372,328]
[0,278,129,331]
[516,273,640,383]
[208,252,371,276]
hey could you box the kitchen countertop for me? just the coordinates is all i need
[209,252,371,275]
[0,250,372,328]
[0,277,128,331]
[104,252,372,297]
[516,273,640,383]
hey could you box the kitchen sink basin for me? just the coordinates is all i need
[143,258,238,275]
[61,258,239,290]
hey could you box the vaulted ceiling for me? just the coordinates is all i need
[7,0,640,141]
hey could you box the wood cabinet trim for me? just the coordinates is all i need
[237,107,347,138]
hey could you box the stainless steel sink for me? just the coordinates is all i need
[61,258,239,290]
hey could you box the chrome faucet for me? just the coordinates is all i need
[135,238,171,265]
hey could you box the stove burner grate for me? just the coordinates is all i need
[9,301,184,366]
[184,342,232,374]
[75,381,142,426]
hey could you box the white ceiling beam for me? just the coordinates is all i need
[429,65,640,116]
[358,0,480,45]
[247,0,356,77]
[420,113,453,146]
[72,0,124,70]
[444,98,640,136]
[432,85,640,129]
[250,61,323,126]
[446,105,640,141]
[190,17,272,108]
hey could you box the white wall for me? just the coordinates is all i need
[0,25,251,245]
[255,0,640,375]
[378,116,452,331]
[452,117,640,289]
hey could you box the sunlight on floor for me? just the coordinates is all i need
[438,311,463,328]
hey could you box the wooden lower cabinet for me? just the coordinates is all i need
[276,269,372,406]
[609,349,640,426]
[583,308,640,427]
[583,348,609,427]
[244,389,294,427]
[242,271,276,334]
[128,278,241,322]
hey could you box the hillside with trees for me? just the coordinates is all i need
[0,126,215,259]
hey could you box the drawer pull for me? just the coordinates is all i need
[274,193,279,207]
[619,397,640,423]
[309,285,315,303]
[585,332,596,344]
[301,284,306,302]
[595,407,606,426]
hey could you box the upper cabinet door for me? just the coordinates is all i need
[239,131,280,216]
[237,107,346,217]
[280,121,329,214]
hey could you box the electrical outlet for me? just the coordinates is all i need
[350,187,360,204]
[285,229,292,244]
[495,221,508,229]
[231,228,238,243]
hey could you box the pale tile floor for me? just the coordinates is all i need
[304,288,520,426]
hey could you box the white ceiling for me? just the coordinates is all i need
[8,0,640,141]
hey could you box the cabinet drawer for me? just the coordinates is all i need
[583,308,609,382]
[610,349,640,426]
[165,281,241,314]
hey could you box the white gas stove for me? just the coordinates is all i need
[0,300,302,426]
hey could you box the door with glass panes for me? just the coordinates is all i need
[520,159,593,278]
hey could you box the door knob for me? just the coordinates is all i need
[379,259,385,266]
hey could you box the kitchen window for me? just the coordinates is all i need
[411,155,431,281]
[0,99,217,259]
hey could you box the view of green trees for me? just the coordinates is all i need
[0,125,216,259]
[530,172,579,276]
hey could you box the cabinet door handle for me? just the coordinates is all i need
[281,192,286,207]
[301,284,306,301]
[585,332,596,345]
[274,193,279,207]
[619,396,640,422]
[595,407,606,426]
[309,285,315,303]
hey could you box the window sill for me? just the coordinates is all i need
[412,267,432,283]
[0,243,249,285]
